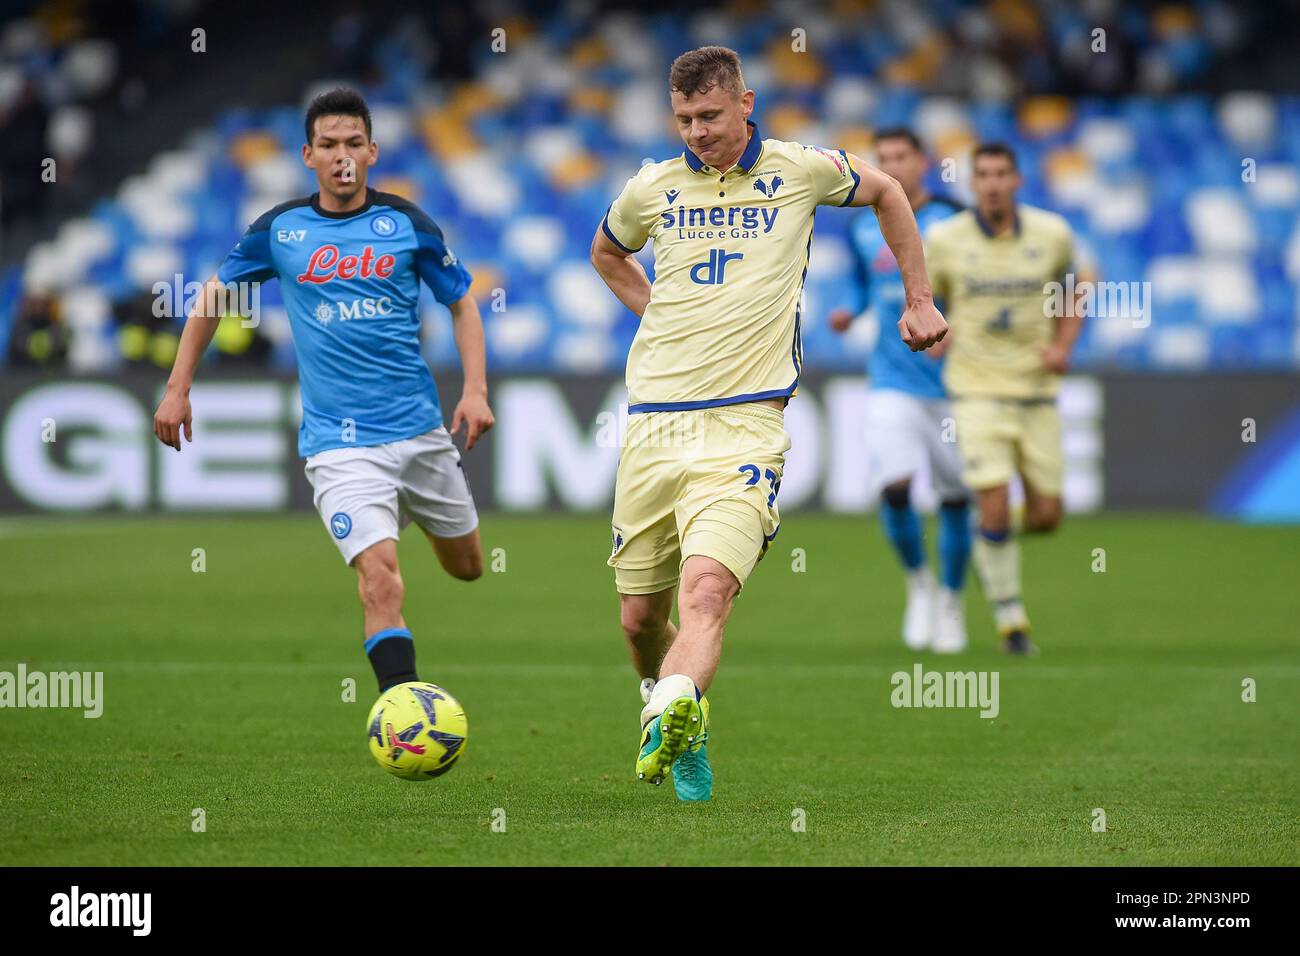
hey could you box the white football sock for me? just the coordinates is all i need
[640,673,696,728]
[974,533,1021,603]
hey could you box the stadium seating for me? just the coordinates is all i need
[3,2,1295,373]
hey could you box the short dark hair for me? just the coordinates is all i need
[874,127,924,152]
[973,142,1018,168]
[669,46,745,98]
[305,87,372,144]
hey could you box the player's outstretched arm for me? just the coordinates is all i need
[154,274,225,451]
[842,154,948,352]
[447,293,495,451]
[590,227,651,319]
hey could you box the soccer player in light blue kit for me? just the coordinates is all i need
[154,88,494,691]
[830,128,971,652]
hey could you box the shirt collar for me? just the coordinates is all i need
[975,205,1020,238]
[311,186,377,219]
[683,120,763,175]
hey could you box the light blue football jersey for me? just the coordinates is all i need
[217,187,472,457]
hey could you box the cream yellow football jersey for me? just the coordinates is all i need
[601,122,859,412]
[925,204,1075,400]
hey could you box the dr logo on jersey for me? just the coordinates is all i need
[690,248,744,285]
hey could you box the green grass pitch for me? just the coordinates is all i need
[1,512,1296,866]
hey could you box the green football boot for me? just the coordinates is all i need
[636,694,705,787]
[671,695,712,801]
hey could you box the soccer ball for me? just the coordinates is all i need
[365,681,468,780]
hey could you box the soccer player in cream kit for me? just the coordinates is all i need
[154,88,494,693]
[924,144,1081,655]
[591,47,948,800]
[831,128,971,655]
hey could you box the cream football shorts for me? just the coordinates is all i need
[951,396,1063,496]
[609,402,791,594]
[304,427,479,565]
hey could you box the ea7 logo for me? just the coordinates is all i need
[277,229,307,242]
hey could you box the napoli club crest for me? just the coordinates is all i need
[370,215,397,237]
[331,512,353,539]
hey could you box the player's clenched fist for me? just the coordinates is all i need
[153,386,193,451]
[898,299,948,352]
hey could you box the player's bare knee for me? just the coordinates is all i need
[620,599,666,642]
[977,489,1011,532]
[679,572,735,623]
[979,512,1011,536]
[881,481,911,509]
[432,532,483,582]
[1027,506,1061,533]
[447,551,483,582]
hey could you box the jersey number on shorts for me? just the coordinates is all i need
[739,463,781,507]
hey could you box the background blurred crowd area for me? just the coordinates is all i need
[3,0,1298,375]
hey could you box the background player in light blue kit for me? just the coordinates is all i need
[153,88,494,691]
[830,128,971,653]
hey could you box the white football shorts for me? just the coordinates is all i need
[305,427,479,565]
[865,387,967,501]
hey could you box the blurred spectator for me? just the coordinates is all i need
[6,292,67,368]
[112,290,271,370]
[0,0,1295,375]
[0,79,52,229]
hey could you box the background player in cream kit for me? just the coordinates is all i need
[590,46,948,800]
[924,142,1082,655]
[831,128,971,656]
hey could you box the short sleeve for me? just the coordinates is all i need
[413,221,473,305]
[602,171,651,253]
[803,145,860,207]
[216,225,276,285]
